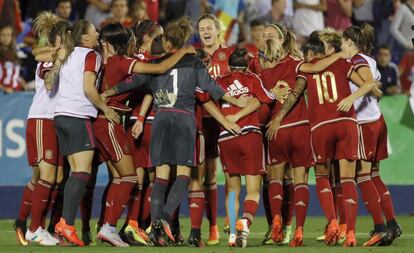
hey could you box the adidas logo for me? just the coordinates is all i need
[384,191,390,196]
[345,198,357,205]
[227,79,249,96]
[320,188,331,193]
[272,158,278,163]
[317,155,322,160]
[295,201,306,206]
[189,203,199,208]
[273,195,282,200]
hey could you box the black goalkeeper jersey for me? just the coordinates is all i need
[115,54,225,114]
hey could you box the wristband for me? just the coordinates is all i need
[137,115,145,122]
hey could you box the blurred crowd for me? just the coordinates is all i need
[0,0,413,96]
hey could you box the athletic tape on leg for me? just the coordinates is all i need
[229,191,236,235]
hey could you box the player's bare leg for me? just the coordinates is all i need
[225,173,241,247]
[371,162,401,245]
[315,164,339,245]
[289,166,309,247]
[268,162,286,243]
[339,159,358,247]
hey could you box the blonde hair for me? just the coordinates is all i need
[33,11,60,39]
[319,28,342,53]
[165,16,193,49]
[259,38,284,63]
[265,23,302,59]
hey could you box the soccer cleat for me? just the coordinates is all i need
[289,226,304,247]
[338,224,347,244]
[82,230,95,246]
[153,218,175,244]
[262,225,273,245]
[271,215,284,243]
[25,227,58,246]
[278,225,292,245]
[382,223,402,246]
[223,216,230,234]
[343,230,357,247]
[148,224,166,246]
[97,224,129,247]
[207,225,220,245]
[228,233,236,247]
[124,221,148,245]
[188,231,206,248]
[363,231,390,247]
[324,219,340,245]
[316,234,325,242]
[172,225,184,245]
[14,219,28,246]
[55,218,84,246]
[235,219,249,248]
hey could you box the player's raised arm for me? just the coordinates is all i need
[132,45,196,74]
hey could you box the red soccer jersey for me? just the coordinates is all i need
[130,50,156,121]
[208,46,235,79]
[298,58,357,130]
[242,43,259,57]
[102,55,137,112]
[350,54,370,71]
[248,56,264,74]
[259,55,308,127]
[217,72,274,138]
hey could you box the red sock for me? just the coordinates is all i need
[103,178,121,224]
[357,173,384,225]
[315,175,336,221]
[294,184,309,228]
[268,180,283,218]
[371,169,396,222]
[242,200,258,227]
[80,185,95,231]
[188,190,205,229]
[42,184,59,228]
[204,183,218,226]
[18,180,36,221]
[29,180,52,231]
[341,178,358,232]
[262,180,272,225]
[140,182,152,227]
[126,185,142,224]
[282,179,294,226]
[332,184,346,224]
[48,185,63,231]
[106,175,137,226]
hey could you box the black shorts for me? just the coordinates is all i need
[54,116,97,156]
[150,109,196,167]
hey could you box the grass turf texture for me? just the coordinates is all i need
[0,216,412,252]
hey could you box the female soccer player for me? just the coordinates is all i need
[197,14,236,243]
[342,23,400,246]
[47,19,119,247]
[215,48,275,248]
[95,22,194,247]
[100,16,247,246]
[14,12,67,246]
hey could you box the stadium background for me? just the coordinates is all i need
[1,93,413,218]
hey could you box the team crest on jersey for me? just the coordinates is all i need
[218,51,227,61]
[136,54,145,60]
[227,80,249,96]
[45,150,53,160]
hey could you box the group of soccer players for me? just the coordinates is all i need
[13,10,402,248]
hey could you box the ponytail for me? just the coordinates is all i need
[259,39,283,63]
[33,11,60,40]
[343,23,375,54]
[164,16,193,49]
[284,30,302,59]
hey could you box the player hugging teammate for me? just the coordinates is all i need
[13,10,402,248]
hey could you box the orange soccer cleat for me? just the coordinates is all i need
[343,230,357,247]
[207,225,220,245]
[324,219,340,245]
[271,215,284,243]
[55,218,84,246]
[289,226,304,247]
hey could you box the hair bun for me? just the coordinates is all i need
[234,48,247,57]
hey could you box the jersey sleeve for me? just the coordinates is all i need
[341,59,355,79]
[84,51,100,73]
[252,74,274,104]
[195,60,225,101]
[115,73,151,94]
[351,55,369,71]
[38,62,53,79]
[195,87,212,103]
[118,57,138,75]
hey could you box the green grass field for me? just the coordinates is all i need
[0,216,412,253]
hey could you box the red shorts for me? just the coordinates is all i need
[93,117,131,163]
[26,119,63,166]
[358,115,388,162]
[267,124,313,168]
[202,117,220,159]
[196,131,205,165]
[218,132,266,176]
[128,122,152,168]
[311,120,359,164]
